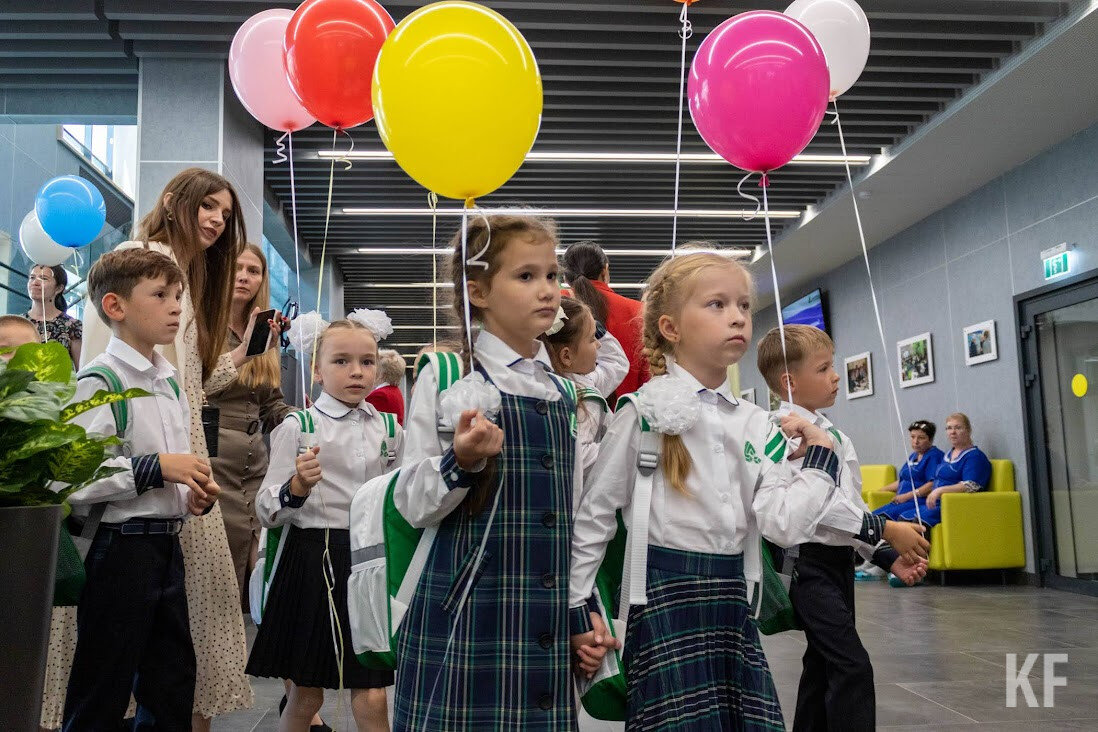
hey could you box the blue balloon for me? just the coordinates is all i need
[34,176,107,248]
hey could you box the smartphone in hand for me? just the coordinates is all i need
[245,309,277,357]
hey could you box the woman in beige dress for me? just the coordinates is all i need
[207,243,293,606]
[73,168,280,730]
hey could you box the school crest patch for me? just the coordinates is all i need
[744,441,762,464]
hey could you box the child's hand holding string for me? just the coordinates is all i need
[779,414,834,461]
[883,519,929,563]
[453,409,503,470]
[291,446,322,497]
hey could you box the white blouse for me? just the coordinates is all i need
[570,329,629,399]
[392,329,585,528]
[570,360,844,608]
[257,391,404,530]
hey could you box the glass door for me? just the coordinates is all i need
[1019,274,1098,595]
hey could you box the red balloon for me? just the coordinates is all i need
[284,0,395,130]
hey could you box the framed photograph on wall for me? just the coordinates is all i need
[739,388,756,405]
[768,389,782,411]
[844,352,873,400]
[897,332,934,388]
[963,320,998,366]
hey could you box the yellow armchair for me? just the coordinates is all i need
[860,464,896,507]
[927,459,1025,571]
[865,459,1025,572]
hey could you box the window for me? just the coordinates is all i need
[261,236,292,313]
[60,124,137,199]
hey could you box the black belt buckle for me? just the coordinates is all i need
[246,419,260,435]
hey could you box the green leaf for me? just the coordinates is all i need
[47,437,108,486]
[53,464,129,504]
[6,342,73,383]
[0,369,34,402]
[3,421,85,462]
[62,387,155,423]
[0,379,72,423]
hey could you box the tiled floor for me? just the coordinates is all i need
[215,581,1098,731]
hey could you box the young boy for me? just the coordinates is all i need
[62,248,219,731]
[0,314,41,359]
[757,325,928,732]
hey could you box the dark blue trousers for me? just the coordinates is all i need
[63,528,195,731]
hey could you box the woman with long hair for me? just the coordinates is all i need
[78,167,279,729]
[207,243,293,604]
[25,264,82,365]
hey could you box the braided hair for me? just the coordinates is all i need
[641,252,753,495]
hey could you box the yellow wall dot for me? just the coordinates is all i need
[1072,373,1088,398]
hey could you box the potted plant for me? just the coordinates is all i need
[0,341,147,730]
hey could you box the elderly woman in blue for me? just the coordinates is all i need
[899,413,991,528]
[872,420,944,521]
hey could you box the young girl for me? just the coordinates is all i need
[538,295,628,476]
[249,313,401,732]
[569,253,848,731]
[391,215,606,730]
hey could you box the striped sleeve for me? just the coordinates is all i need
[132,454,164,495]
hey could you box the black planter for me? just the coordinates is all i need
[0,504,62,732]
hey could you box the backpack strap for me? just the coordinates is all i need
[415,351,464,444]
[78,365,128,436]
[166,376,180,399]
[378,411,398,467]
[614,392,659,623]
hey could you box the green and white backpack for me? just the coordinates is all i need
[249,406,400,626]
[347,352,605,670]
[578,394,796,721]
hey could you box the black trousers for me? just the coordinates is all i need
[63,529,195,732]
[789,543,875,732]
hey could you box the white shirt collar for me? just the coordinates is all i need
[474,329,553,375]
[776,400,833,429]
[313,390,372,419]
[105,336,175,381]
[665,357,739,406]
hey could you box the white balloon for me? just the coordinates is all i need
[786,0,870,99]
[19,210,74,267]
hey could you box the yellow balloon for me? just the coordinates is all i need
[372,1,542,202]
[1072,373,1088,398]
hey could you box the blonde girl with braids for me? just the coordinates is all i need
[390,214,616,730]
[569,252,851,731]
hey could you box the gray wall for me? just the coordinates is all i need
[739,121,1098,572]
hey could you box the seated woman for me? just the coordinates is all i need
[873,420,944,521]
[899,412,992,529]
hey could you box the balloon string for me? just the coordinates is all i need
[669,1,692,253]
[833,99,922,526]
[334,128,355,171]
[287,132,308,408]
[736,172,761,221]
[460,207,474,357]
[760,176,793,405]
[309,128,339,394]
[430,191,439,348]
[273,132,289,165]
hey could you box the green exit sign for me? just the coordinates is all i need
[1043,252,1071,280]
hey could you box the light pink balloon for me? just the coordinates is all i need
[688,11,829,173]
[229,9,317,132]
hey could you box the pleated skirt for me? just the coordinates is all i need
[623,546,785,732]
[246,527,393,690]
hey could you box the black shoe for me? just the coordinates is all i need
[311,723,333,732]
[279,694,287,716]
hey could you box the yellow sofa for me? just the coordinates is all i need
[866,459,1025,571]
[860,464,896,506]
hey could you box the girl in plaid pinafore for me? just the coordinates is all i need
[569,254,847,731]
[390,216,612,730]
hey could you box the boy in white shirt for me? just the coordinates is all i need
[758,325,928,732]
[63,248,219,731]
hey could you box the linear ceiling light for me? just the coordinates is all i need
[349,282,646,289]
[342,207,800,219]
[318,150,871,166]
[356,246,755,258]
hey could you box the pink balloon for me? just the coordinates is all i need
[229,9,317,132]
[688,11,829,173]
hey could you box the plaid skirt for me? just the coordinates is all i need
[623,546,784,732]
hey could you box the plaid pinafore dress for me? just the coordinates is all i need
[393,370,578,730]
